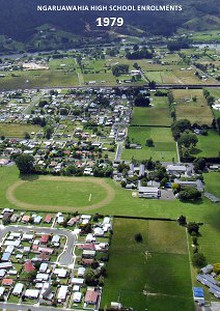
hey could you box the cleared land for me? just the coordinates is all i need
[0,58,78,90]
[0,124,39,138]
[173,89,213,126]
[102,218,194,311]
[123,127,177,162]
[131,96,171,126]
[6,176,115,212]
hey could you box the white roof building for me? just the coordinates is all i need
[73,291,82,303]
[57,285,68,302]
[25,289,39,299]
[54,268,67,278]
[12,283,24,296]
[0,287,5,297]
[39,263,48,273]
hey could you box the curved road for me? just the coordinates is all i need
[0,225,76,266]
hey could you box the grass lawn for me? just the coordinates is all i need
[13,179,108,208]
[190,130,220,158]
[131,96,171,126]
[101,218,194,311]
[122,127,177,161]
[1,166,220,224]
[0,124,40,138]
[131,107,171,126]
[204,172,220,198]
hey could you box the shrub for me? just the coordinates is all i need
[134,233,143,242]
[192,253,207,268]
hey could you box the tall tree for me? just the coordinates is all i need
[15,154,34,174]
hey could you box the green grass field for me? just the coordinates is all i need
[131,107,171,126]
[123,127,177,161]
[1,166,220,224]
[0,124,40,138]
[13,179,107,208]
[101,218,194,311]
[191,130,220,158]
[131,96,171,126]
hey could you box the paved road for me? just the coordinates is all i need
[114,142,123,162]
[0,225,76,266]
[0,301,71,311]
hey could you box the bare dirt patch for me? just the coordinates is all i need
[6,176,115,212]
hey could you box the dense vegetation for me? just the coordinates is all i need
[0,0,219,52]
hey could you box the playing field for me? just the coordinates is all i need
[122,127,177,161]
[6,176,115,212]
[101,218,194,311]
[1,166,220,223]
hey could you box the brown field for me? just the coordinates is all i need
[172,89,213,126]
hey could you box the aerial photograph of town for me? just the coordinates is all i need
[0,0,219,310]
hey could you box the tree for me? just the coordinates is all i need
[178,132,198,148]
[146,138,154,147]
[187,222,200,235]
[44,125,53,139]
[171,119,191,140]
[177,215,186,226]
[24,132,30,139]
[15,154,34,174]
[134,94,150,107]
[84,269,97,286]
[135,233,143,242]
[172,183,181,192]
[192,253,207,268]
[213,263,220,275]
[179,187,201,202]
[194,158,206,172]
[148,80,156,89]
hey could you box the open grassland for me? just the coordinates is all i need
[0,124,39,138]
[207,88,220,98]
[190,30,220,42]
[122,127,177,162]
[131,96,171,126]
[131,107,171,126]
[191,130,220,158]
[82,73,116,85]
[173,89,213,126]
[101,218,194,311]
[1,167,220,225]
[0,58,78,90]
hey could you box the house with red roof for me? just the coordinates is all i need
[44,214,52,224]
[24,260,35,273]
[2,278,14,286]
[85,290,99,305]
[21,215,30,223]
[40,234,50,244]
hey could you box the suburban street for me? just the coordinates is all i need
[0,301,70,311]
[0,225,76,266]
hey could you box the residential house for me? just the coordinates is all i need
[85,290,99,305]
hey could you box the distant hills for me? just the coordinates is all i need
[0,0,219,52]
